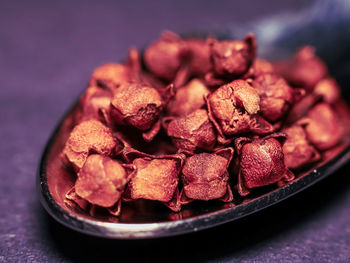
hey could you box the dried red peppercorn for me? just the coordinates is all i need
[243,58,274,79]
[298,103,343,150]
[167,79,209,117]
[275,46,328,91]
[60,31,348,218]
[206,79,274,141]
[252,73,294,122]
[63,120,118,171]
[181,148,234,203]
[74,154,136,216]
[285,92,315,125]
[285,78,339,125]
[110,82,164,141]
[89,63,133,92]
[79,85,112,124]
[314,78,340,104]
[64,187,90,212]
[235,133,294,196]
[144,31,189,82]
[123,151,184,212]
[164,109,217,153]
[210,34,256,77]
[186,38,212,77]
[282,125,320,169]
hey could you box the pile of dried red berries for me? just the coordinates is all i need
[62,31,344,216]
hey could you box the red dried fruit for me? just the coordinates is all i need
[126,47,168,90]
[186,38,212,77]
[89,63,133,92]
[75,154,135,211]
[252,73,294,122]
[210,34,256,77]
[285,92,316,124]
[276,46,328,91]
[206,79,274,139]
[110,82,163,141]
[314,78,340,104]
[63,120,117,170]
[123,152,184,212]
[60,31,348,218]
[243,58,274,79]
[283,125,320,169]
[64,187,90,212]
[164,109,217,153]
[235,133,294,196]
[298,103,343,150]
[144,31,189,81]
[167,79,209,117]
[181,148,234,202]
[79,85,112,124]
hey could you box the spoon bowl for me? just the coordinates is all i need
[38,97,350,239]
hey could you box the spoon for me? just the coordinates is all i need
[37,97,350,239]
[37,0,350,239]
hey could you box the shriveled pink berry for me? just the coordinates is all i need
[283,125,320,169]
[252,73,294,122]
[144,31,188,81]
[236,134,293,195]
[182,148,233,201]
[164,109,217,153]
[75,154,134,208]
[210,34,256,76]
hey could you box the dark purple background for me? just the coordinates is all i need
[1,0,350,262]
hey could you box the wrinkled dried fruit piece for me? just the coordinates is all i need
[243,58,274,79]
[186,38,212,77]
[79,86,112,124]
[126,48,167,90]
[63,120,117,170]
[167,79,209,117]
[236,133,294,196]
[75,154,135,209]
[276,46,328,91]
[285,93,317,124]
[127,159,177,201]
[252,73,294,122]
[110,82,163,138]
[124,153,184,212]
[210,34,256,76]
[144,31,189,81]
[283,125,320,169]
[314,78,340,104]
[164,109,216,153]
[181,148,234,202]
[64,187,90,211]
[207,79,274,137]
[299,103,343,150]
[89,63,133,92]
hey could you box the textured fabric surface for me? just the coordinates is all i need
[1,1,349,262]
